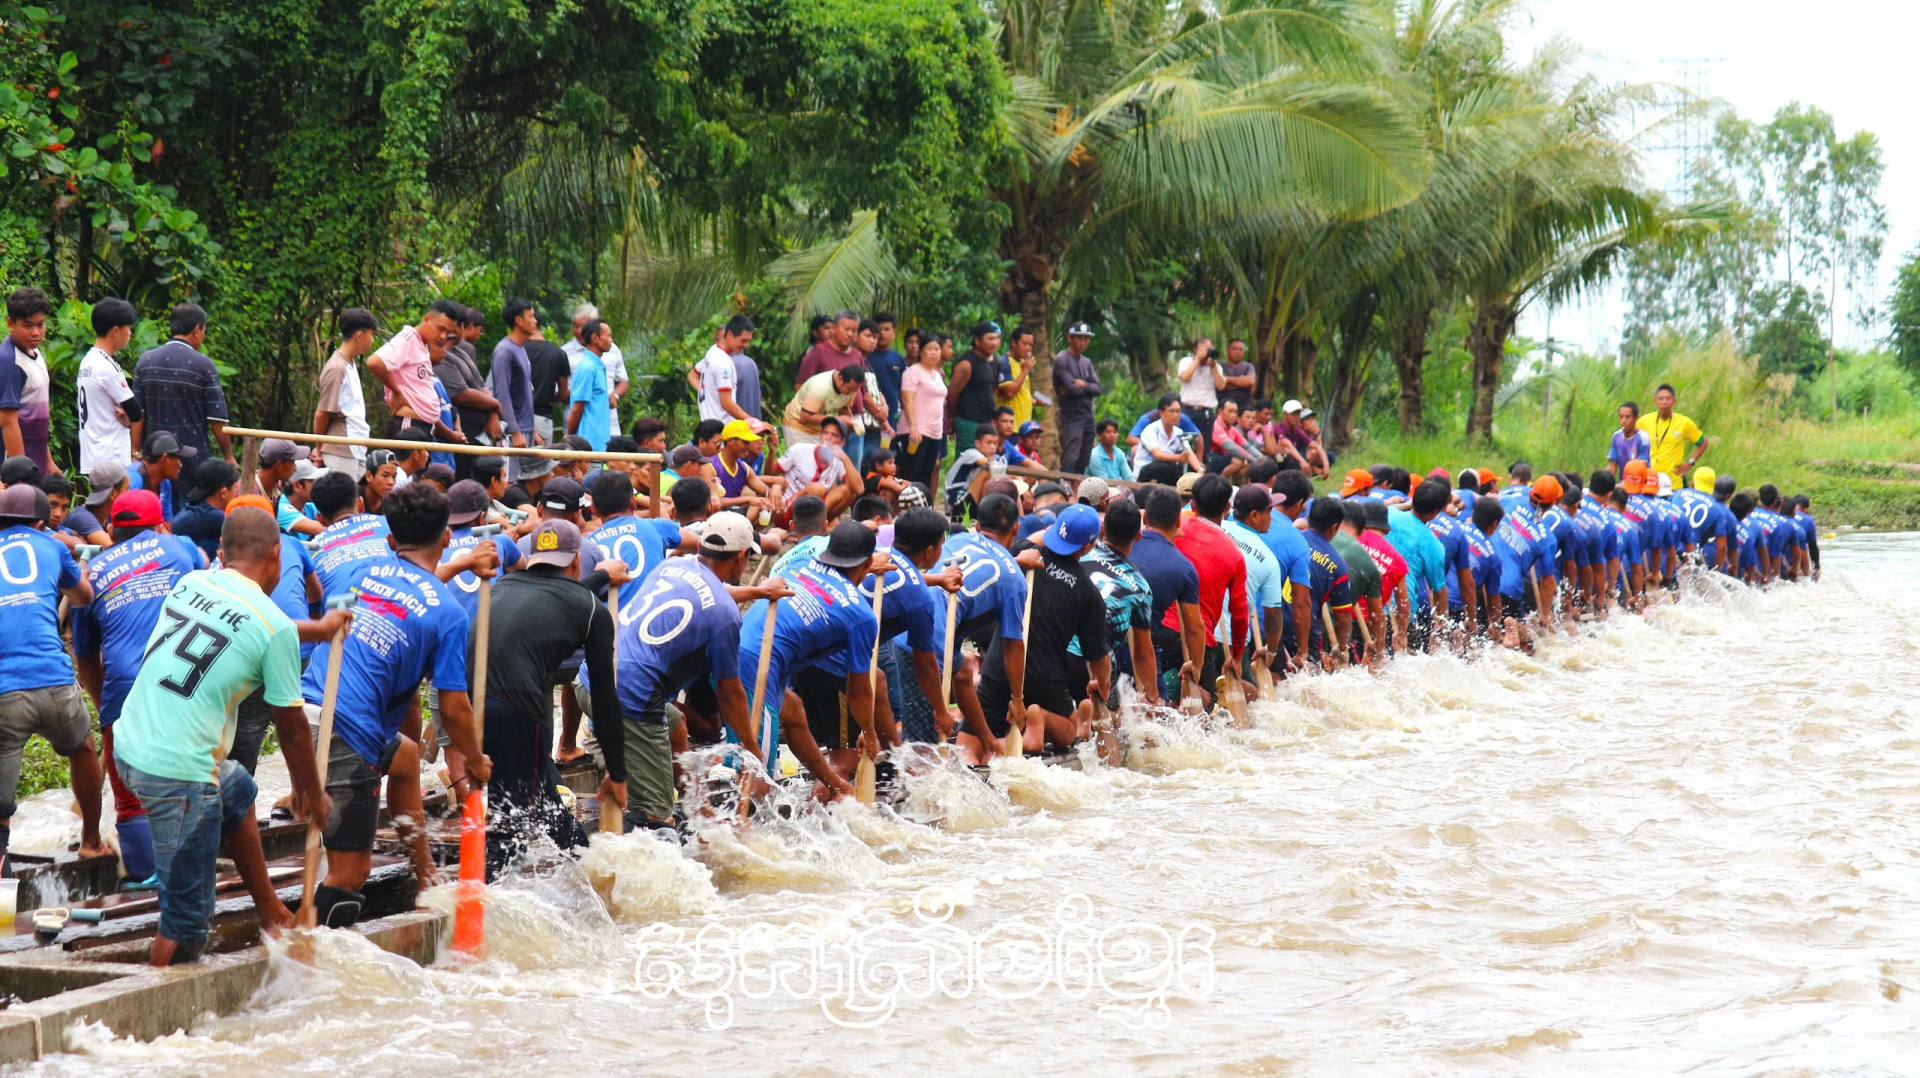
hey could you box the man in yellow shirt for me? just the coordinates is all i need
[996,326,1035,426]
[1646,383,1707,485]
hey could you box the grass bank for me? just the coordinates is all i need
[1338,336,1920,530]
[1342,415,1920,530]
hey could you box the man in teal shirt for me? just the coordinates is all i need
[111,507,337,965]
[1386,480,1451,652]
[567,318,613,450]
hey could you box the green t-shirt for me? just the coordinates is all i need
[1330,531,1381,603]
[113,568,305,784]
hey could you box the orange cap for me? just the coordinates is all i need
[1530,475,1563,506]
[1622,459,1648,493]
[1339,469,1374,497]
[228,494,275,514]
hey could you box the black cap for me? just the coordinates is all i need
[814,520,877,569]
[1362,498,1390,531]
[142,430,197,461]
[0,484,39,524]
[446,479,489,526]
[539,476,585,515]
[185,459,240,503]
[0,456,41,487]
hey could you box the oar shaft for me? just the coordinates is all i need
[299,620,350,929]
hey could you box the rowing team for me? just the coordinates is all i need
[0,447,1814,965]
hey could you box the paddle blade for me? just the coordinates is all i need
[452,789,486,954]
[1002,714,1023,758]
[1218,675,1250,729]
[599,800,622,834]
[854,755,877,803]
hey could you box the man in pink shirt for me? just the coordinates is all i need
[368,300,464,442]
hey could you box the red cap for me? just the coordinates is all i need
[1427,467,1450,482]
[110,489,164,528]
[1530,475,1564,506]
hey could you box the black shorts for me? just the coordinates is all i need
[977,669,1077,738]
[795,666,853,751]
[308,707,398,854]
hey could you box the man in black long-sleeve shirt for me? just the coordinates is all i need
[1051,322,1104,475]
[477,516,624,876]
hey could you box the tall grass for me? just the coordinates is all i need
[1346,335,1920,529]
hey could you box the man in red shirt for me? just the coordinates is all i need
[1355,499,1412,654]
[1160,474,1248,696]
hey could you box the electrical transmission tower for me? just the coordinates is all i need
[1649,57,1723,197]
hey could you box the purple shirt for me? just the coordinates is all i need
[1609,428,1651,471]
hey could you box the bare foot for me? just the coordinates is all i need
[1501,617,1522,649]
[554,747,588,765]
[76,840,113,860]
[415,861,448,890]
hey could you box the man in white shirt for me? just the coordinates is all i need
[562,302,628,435]
[1177,337,1220,456]
[690,314,756,423]
[77,297,144,470]
[313,308,375,480]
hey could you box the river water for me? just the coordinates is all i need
[31,533,1920,1075]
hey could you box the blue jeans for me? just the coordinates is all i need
[120,760,257,947]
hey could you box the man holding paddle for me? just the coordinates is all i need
[998,503,1109,752]
[300,482,491,927]
[109,506,338,965]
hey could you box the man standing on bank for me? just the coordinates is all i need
[1052,322,1104,475]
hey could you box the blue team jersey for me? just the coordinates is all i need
[738,558,877,695]
[1654,498,1689,551]
[1450,525,1501,607]
[1796,511,1818,548]
[1497,485,1529,515]
[616,557,742,722]
[1506,504,1558,578]
[71,531,202,722]
[1602,507,1641,578]
[1539,506,1587,569]
[1733,518,1760,574]
[438,526,524,623]
[266,534,320,664]
[0,526,81,696]
[857,548,941,657]
[1428,511,1473,582]
[1492,518,1547,601]
[591,515,683,609]
[311,514,393,598]
[1239,514,1314,602]
[1672,488,1716,546]
[1300,529,1356,617]
[942,531,1030,644]
[300,556,469,766]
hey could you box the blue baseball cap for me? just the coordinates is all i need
[1017,420,1043,436]
[1043,502,1101,555]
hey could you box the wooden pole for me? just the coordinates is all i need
[600,581,624,834]
[855,578,882,803]
[220,426,663,463]
[453,524,500,955]
[1005,569,1034,758]
[299,594,356,930]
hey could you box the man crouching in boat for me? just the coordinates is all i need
[736,521,887,801]
[615,512,788,832]
[859,507,964,748]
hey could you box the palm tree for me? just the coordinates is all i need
[992,0,1430,451]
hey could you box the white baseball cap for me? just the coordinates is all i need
[1281,399,1304,414]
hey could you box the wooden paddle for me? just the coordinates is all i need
[743,595,780,821]
[1091,684,1121,767]
[936,550,969,746]
[1004,568,1035,757]
[1248,609,1277,700]
[453,523,501,955]
[854,572,882,803]
[1176,606,1204,714]
[298,593,356,931]
[599,575,624,834]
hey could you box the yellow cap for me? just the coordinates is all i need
[1692,466,1716,492]
[720,419,762,443]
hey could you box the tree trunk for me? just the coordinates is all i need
[1465,297,1515,443]
[1391,307,1432,435]
[1006,241,1058,463]
[1284,333,1319,403]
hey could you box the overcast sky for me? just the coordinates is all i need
[1507,0,1914,354]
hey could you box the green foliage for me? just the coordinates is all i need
[1888,243,1920,379]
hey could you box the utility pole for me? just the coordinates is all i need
[1829,259,1839,422]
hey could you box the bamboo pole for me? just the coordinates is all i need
[221,426,664,463]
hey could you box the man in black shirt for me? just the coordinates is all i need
[979,502,1108,753]
[525,325,571,445]
[946,320,1002,455]
[477,516,624,876]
